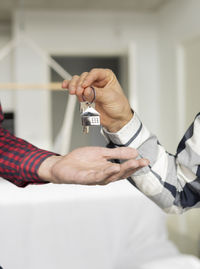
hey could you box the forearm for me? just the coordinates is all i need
[103,112,200,214]
[0,126,57,187]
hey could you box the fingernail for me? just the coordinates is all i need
[69,87,76,94]
[82,82,88,88]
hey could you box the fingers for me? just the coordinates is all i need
[83,87,95,103]
[85,163,120,185]
[103,147,139,160]
[62,75,79,95]
[62,72,89,101]
[100,158,149,185]
[76,72,89,102]
[118,158,149,179]
[86,150,149,186]
[62,69,113,98]
[62,80,69,89]
[82,68,110,88]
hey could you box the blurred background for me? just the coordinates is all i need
[0,0,200,268]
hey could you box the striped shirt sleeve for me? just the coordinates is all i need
[0,105,57,187]
[102,112,200,214]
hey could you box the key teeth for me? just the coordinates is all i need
[83,126,89,134]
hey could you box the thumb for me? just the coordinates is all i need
[83,87,103,103]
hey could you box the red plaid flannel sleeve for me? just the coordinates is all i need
[0,104,57,187]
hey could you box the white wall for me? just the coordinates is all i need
[0,22,14,112]
[0,21,52,149]
[158,0,200,151]
[184,37,200,128]
[11,12,53,150]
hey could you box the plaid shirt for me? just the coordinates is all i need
[0,104,56,187]
[103,112,200,213]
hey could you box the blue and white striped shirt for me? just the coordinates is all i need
[103,112,200,214]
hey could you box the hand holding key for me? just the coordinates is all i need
[62,69,133,133]
[58,69,150,185]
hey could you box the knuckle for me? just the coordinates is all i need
[105,68,112,72]
[81,72,88,76]
[105,68,115,79]
[70,83,77,88]
[71,75,79,83]
[105,68,113,75]
[90,68,97,72]
[90,68,99,73]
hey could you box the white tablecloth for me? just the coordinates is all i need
[0,179,199,269]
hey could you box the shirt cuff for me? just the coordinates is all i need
[19,149,57,187]
[102,112,142,146]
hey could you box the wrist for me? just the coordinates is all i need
[37,155,62,183]
[105,110,134,133]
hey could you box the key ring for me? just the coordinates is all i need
[82,86,96,104]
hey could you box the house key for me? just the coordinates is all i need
[80,87,100,134]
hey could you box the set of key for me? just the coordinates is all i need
[80,101,100,134]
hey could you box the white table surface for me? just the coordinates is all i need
[0,179,198,269]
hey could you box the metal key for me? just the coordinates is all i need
[80,101,89,114]
[80,101,89,134]
[80,102,100,134]
[79,87,100,134]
